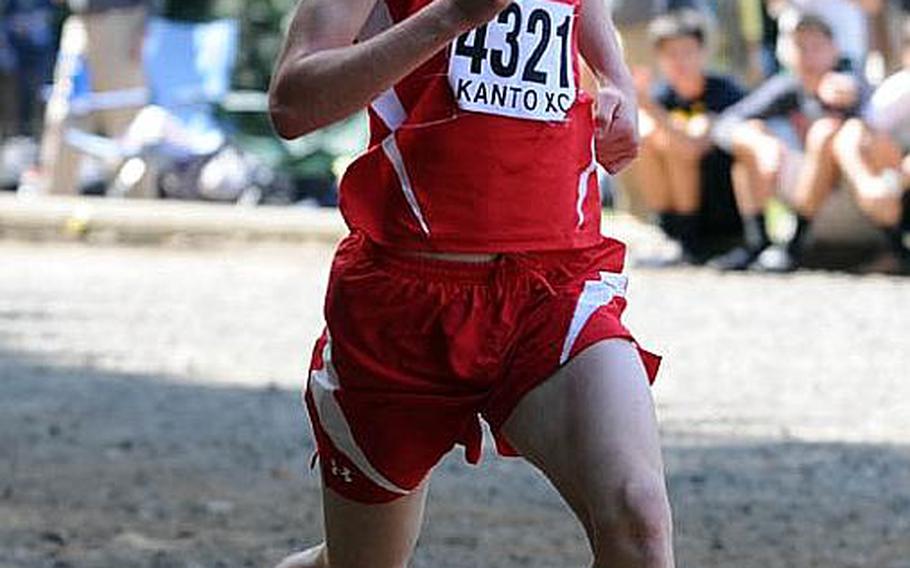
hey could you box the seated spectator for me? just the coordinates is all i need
[634,9,747,264]
[768,0,882,71]
[711,13,867,271]
[612,0,711,71]
[833,19,910,273]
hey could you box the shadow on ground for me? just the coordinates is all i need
[1,348,908,568]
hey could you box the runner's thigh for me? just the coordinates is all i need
[500,339,668,533]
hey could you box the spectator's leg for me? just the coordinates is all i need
[635,129,675,210]
[833,119,904,226]
[635,128,679,238]
[833,119,909,264]
[784,117,843,256]
[710,121,778,269]
[664,136,707,258]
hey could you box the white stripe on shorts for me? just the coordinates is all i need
[559,271,628,365]
[308,336,410,495]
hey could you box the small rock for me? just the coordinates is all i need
[175,529,195,539]
[205,500,235,515]
[40,530,67,546]
[271,467,293,481]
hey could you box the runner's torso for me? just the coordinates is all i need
[340,0,602,253]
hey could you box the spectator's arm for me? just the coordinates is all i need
[713,74,798,151]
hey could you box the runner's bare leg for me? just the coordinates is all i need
[275,481,430,568]
[502,339,674,568]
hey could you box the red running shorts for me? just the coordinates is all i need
[304,232,660,503]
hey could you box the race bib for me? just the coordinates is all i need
[448,0,577,122]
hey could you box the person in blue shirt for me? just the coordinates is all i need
[634,9,747,264]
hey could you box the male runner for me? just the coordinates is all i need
[269,0,673,566]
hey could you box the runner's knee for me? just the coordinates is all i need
[589,474,672,562]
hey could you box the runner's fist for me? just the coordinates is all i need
[594,84,639,175]
[444,0,511,31]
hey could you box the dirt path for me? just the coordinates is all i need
[1,241,908,568]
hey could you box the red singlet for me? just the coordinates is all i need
[340,0,602,252]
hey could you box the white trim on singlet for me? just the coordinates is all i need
[381,135,431,235]
[308,336,410,495]
[559,271,628,365]
[371,88,408,132]
[576,138,597,228]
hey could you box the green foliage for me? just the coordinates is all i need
[230,0,297,90]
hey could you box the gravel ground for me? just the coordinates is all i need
[1,238,908,568]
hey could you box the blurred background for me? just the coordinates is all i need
[1,1,909,567]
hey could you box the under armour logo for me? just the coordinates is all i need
[330,459,353,483]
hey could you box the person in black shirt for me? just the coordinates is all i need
[634,9,746,264]
[710,13,867,271]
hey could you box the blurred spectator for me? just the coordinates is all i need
[611,0,710,70]
[833,18,910,272]
[634,9,746,264]
[711,14,868,271]
[768,0,883,71]
[1,0,58,138]
[32,0,148,195]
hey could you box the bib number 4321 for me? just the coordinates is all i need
[448,0,577,122]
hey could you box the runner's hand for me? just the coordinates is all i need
[444,0,511,30]
[594,84,639,175]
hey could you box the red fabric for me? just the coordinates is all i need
[304,233,660,503]
[339,0,602,253]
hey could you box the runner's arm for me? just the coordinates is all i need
[577,0,638,173]
[269,0,507,139]
[577,0,634,99]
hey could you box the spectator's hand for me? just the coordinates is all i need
[686,114,711,140]
[818,73,859,110]
[594,84,639,175]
